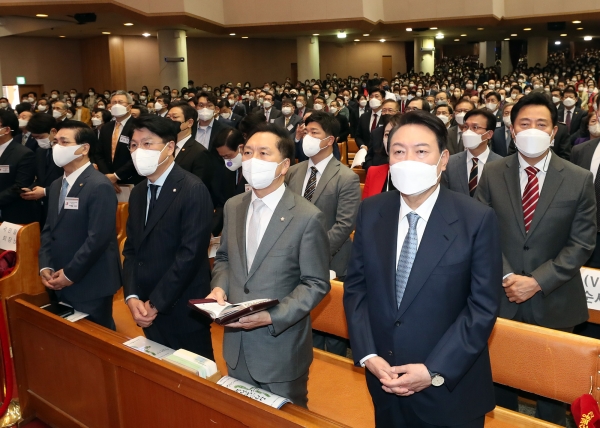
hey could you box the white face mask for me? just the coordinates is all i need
[36,138,52,149]
[53,143,85,167]
[220,112,231,120]
[110,104,128,117]
[416,91,423,97]
[91,117,102,127]
[313,103,323,111]
[503,116,512,127]
[303,134,330,158]
[154,102,164,111]
[0,103,6,109]
[563,98,576,108]
[66,112,73,119]
[296,101,304,109]
[466,84,473,90]
[329,106,338,114]
[514,128,554,158]
[51,94,58,99]
[462,129,486,149]
[131,144,169,176]
[89,92,94,96]
[76,101,83,107]
[436,114,449,125]
[399,94,408,102]
[242,158,286,190]
[282,106,292,116]
[486,102,498,111]
[455,112,466,125]
[28,97,34,103]
[359,100,368,107]
[18,119,29,128]
[37,105,47,111]
[224,153,242,171]
[552,96,561,104]
[369,98,382,109]
[197,108,214,121]
[390,155,442,196]
[511,93,517,100]
[97,105,105,110]
[590,123,600,136]
[263,101,272,109]
[52,110,63,119]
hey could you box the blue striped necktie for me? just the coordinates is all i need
[396,212,420,308]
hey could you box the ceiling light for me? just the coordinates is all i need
[35,14,48,18]
[454,39,460,41]
[229,33,236,36]
[560,33,567,36]
[524,28,531,31]
[363,33,369,36]
[124,23,134,26]
[435,33,444,39]
[102,32,111,35]
[430,27,438,30]
[406,28,412,32]
[511,33,517,36]
[312,33,319,36]
[59,36,66,38]
[573,20,581,24]
[477,27,484,30]
[585,36,593,41]
[354,39,360,42]
[461,34,467,37]
[504,38,510,40]
[142,33,151,37]
[337,32,346,39]
[577,27,584,30]
[242,36,248,39]
[380,39,386,42]
[555,41,561,45]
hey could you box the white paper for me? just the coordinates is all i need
[217,376,291,409]
[65,310,89,322]
[208,236,220,258]
[329,270,337,280]
[123,336,175,360]
[117,185,133,203]
[351,148,368,169]
[582,267,600,310]
[194,298,272,319]
[0,222,22,251]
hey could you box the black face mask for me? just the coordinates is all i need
[311,89,319,95]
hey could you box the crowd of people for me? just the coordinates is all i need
[4,48,600,427]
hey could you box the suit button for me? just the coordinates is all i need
[388,351,393,356]
[395,321,401,327]
[244,288,249,294]
[138,262,143,266]
[524,246,529,251]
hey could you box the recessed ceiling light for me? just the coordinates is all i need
[354,39,360,42]
[337,32,346,39]
[242,36,248,39]
[406,28,412,32]
[461,34,467,37]
[504,38,510,40]
[577,27,584,30]
[142,33,151,37]
[524,28,532,31]
[313,33,319,36]
[102,32,111,35]
[555,41,561,45]
[229,33,236,36]
[573,20,582,24]
[560,33,567,36]
[585,36,593,41]
[380,39,386,42]
[363,33,369,37]
[435,33,444,39]
[430,27,438,30]
[477,27,484,30]
[59,36,65,38]
[124,23,134,26]
[511,33,517,36]
[36,14,48,18]
[454,39,460,41]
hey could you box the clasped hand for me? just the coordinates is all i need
[126,298,157,328]
[205,287,272,329]
[41,268,73,290]
[502,274,541,303]
[365,357,431,396]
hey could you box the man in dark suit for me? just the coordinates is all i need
[344,110,501,427]
[95,90,141,190]
[557,86,587,135]
[442,109,502,196]
[363,100,399,170]
[17,110,38,152]
[252,93,281,123]
[39,121,120,329]
[167,103,213,186]
[484,92,503,128]
[0,110,39,224]
[123,115,214,359]
[273,97,302,137]
[20,113,63,228]
[243,91,258,113]
[491,103,517,157]
[227,94,246,117]
[295,94,311,118]
[355,89,385,150]
[475,93,596,425]
[447,100,475,155]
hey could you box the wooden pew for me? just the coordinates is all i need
[338,142,347,166]
[116,202,128,246]
[8,293,347,428]
[353,168,366,184]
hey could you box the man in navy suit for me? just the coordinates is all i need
[344,110,502,427]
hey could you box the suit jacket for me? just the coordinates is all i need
[231,103,246,117]
[552,122,572,161]
[252,106,282,123]
[363,125,389,170]
[273,114,302,137]
[558,106,588,135]
[285,158,361,276]
[174,136,213,186]
[446,125,463,155]
[211,187,331,383]
[0,139,39,223]
[354,109,381,149]
[475,153,596,328]
[335,113,350,143]
[95,117,142,184]
[344,187,501,425]
[491,126,517,157]
[571,137,600,171]
[362,164,390,199]
[39,164,121,302]
[123,164,214,319]
[295,107,312,118]
[32,147,63,226]
[441,150,502,196]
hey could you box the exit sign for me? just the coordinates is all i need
[16,76,25,85]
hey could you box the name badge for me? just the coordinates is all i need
[287,124,294,131]
[244,184,252,193]
[119,135,130,144]
[270,119,275,124]
[64,197,79,210]
[0,165,9,173]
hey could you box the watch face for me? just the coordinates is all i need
[432,375,445,387]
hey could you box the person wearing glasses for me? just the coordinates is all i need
[95,90,142,193]
[38,120,120,329]
[122,115,214,360]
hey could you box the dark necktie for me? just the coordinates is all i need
[468,157,479,197]
[594,164,600,231]
[147,184,159,225]
[303,167,318,201]
[566,110,572,133]
[522,166,540,233]
[371,113,378,131]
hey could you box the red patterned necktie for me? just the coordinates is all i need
[522,166,540,233]
[371,113,378,131]
[468,158,478,197]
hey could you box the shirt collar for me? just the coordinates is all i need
[177,134,192,149]
[308,153,334,175]
[251,182,286,212]
[199,118,214,129]
[399,185,440,225]
[467,146,490,163]
[64,161,91,186]
[0,139,12,149]
[116,114,131,126]
[518,150,552,172]
[148,160,175,186]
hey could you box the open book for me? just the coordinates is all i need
[188,298,278,325]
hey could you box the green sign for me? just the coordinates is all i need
[16,76,25,85]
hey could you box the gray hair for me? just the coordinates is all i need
[111,90,133,105]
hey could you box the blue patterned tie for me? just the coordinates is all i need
[58,178,68,213]
[396,212,420,308]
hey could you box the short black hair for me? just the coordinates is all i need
[155,95,171,106]
[169,103,197,124]
[93,109,113,123]
[197,91,218,106]
[434,104,454,114]
[485,91,501,102]
[26,112,56,134]
[238,112,266,138]
[510,85,522,94]
[131,104,148,115]
[304,110,341,138]
[214,127,245,151]
[464,108,496,131]
[388,110,447,153]
[58,120,98,146]
[510,92,558,127]
[563,85,578,97]
[132,115,177,144]
[406,97,431,112]
[15,103,31,115]
[369,88,386,98]
[0,110,19,137]
[246,123,294,161]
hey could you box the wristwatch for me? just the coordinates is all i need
[428,369,445,387]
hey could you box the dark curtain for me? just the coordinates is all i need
[509,40,522,71]
[405,41,415,73]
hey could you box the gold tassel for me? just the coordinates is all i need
[0,400,21,427]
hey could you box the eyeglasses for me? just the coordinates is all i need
[460,124,488,133]
[381,108,398,114]
[405,107,420,112]
[129,141,165,152]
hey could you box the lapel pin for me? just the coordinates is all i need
[182,148,186,151]
[80,183,83,187]
[173,188,177,192]
[280,217,285,221]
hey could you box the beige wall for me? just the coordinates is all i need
[0,36,82,92]
[123,36,161,92]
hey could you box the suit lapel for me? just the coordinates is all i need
[397,188,458,318]
[236,191,252,275]
[525,155,564,239]
[175,137,196,162]
[376,193,401,315]
[0,141,16,164]
[246,189,295,283]
[455,152,469,194]
[312,158,338,203]
[53,164,94,229]
[288,162,308,195]
[582,139,599,170]
[503,155,527,238]
[142,164,184,241]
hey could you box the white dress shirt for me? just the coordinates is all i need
[517,151,552,196]
[301,154,334,195]
[358,107,366,117]
[175,134,192,158]
[360,185,441,367]
[196,118,214,150]
[590,143,600,181]
[369,111,380,130]
[64,161,91,194]
[0,139,12,158]
[245,183,286,252]
[264,108,272,122]
[466,146,490,183]
[113,114,131,142]
[563,106,575,123]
